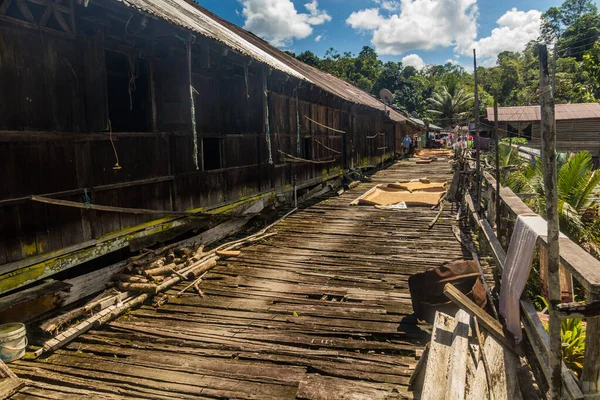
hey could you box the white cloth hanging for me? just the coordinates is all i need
[499,215,566,343]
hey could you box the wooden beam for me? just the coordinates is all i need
[0,280,71,324]
[30,195,206,217]
[443,283,521,356]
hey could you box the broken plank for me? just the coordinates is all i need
[0,359,23,400]
[421,311,455,400]
[446,309,470,400]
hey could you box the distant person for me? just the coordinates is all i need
[403,135,411,157]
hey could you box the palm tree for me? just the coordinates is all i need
[507,151,600,255]
[426,85,474,121]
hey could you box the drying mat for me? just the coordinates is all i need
[416,149,454,158]
[387,181,446,192]
[350,185,445,207]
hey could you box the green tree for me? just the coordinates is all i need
[542,0,599,42]
[579,41,600,100]
[426,85,474,122]
[295,51,321,68]
[560,13,600,59]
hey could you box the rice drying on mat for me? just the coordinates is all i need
[350,178,447,207]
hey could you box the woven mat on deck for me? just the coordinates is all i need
[356,187,444,206]
[387,181,446,192]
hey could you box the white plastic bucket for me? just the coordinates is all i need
[0,322,27,363]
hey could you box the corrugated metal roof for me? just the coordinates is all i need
[114,0,408,123]
[409,117,441,131]
[486,103,600,122]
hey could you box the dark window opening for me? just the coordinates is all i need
[303,137,312,160]
[523,123,532,140]
[506,123,519,138]
[105,50,151,132]
[203,138,222,170]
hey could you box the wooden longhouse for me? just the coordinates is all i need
[485,103,600,157]
[0,0,417,297]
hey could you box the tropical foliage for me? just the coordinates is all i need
[505,150,600,256]
[561,317,587,377]
[427,85,474,120]
[539,296,587,377]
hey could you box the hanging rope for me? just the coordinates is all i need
[304,116,345,134]
[82,188,92,209]
[314,139,341,154]
[127,54,140,111]
[367,132,386,139]
[190,83,199,170]
[264,77,273,165]
[244,65,249,99]
[108,120,121,170]
[278,150,338,164]
[296,94,301,156]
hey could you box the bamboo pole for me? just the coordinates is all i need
[494,97,500,230]
[473,49,481,213]
[539,43,562,400]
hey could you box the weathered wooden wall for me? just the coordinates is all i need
[0,0,400,284]
[496,119,600,156]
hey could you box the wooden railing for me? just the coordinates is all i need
[465,171,600,399]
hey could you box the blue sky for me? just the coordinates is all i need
[198,0,594,69]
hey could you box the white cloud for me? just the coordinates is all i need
[346,0,478,55]
[346,8,386,32]
[315,35,323,42]
[373,0,401,12]
[242,0,331,47]
[463,8,541,66]
[402,54,425,70]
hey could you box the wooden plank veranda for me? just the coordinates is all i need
[10,158,467,399]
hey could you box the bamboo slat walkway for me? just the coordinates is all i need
[11,158,468,399]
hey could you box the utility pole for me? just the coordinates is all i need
[552,42,557,91]
[539,43,562,400]
[473,49,481,212]
[493,97,500,230]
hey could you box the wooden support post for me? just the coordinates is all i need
[539,43,562,400]
[581,293,600,394]
[473,49,481,213]
[494,97,500,230]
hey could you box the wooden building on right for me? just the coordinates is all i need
[485,103,600,156]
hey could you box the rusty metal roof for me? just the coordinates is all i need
[486,103,600,122]
[115,0,408,123]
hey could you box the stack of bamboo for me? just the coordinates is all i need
[33,208,295,358]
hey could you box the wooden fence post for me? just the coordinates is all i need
[539,43,562,400]
[493,98,500,230]
[473,49,481,213]
[581,293,600,393]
